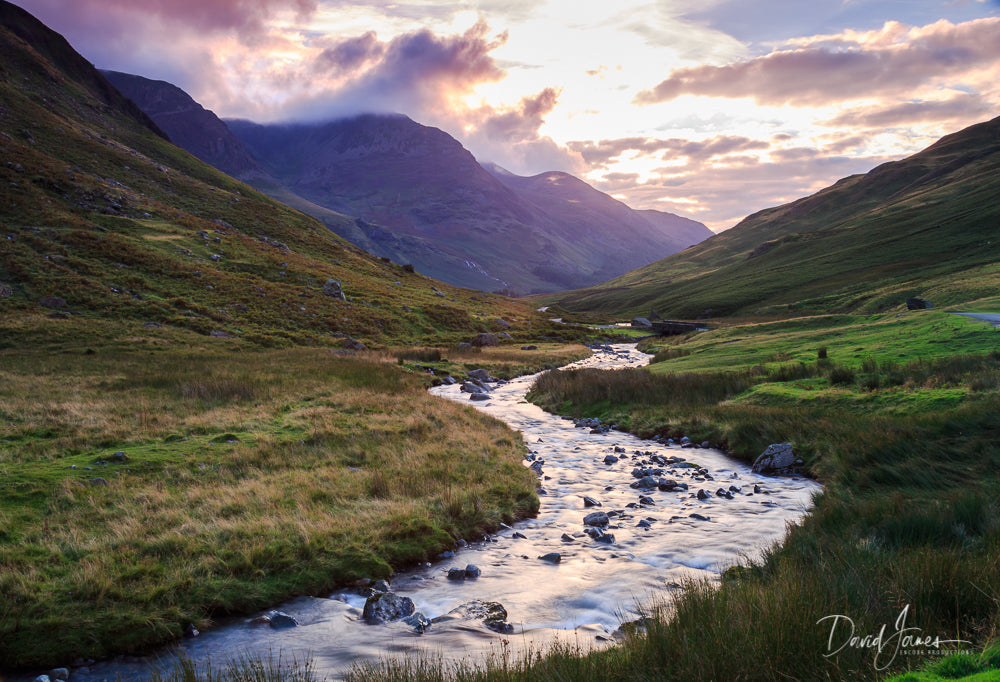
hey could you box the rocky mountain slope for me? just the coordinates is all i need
[103,71,711,293]
[0,0,560,349]
[543,114,1000,319]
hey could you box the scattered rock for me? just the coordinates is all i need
[468,369,491,381]
[442,600,515,634]
[447,567,467,581]
[464,564,481,579]
[404,612,431,633]
[539,552,562,564]
[603,454,619,465]
[90,477,108,486]
[470,393,490,401]
[322,279,347,300]
[363,592,415,624]
[340,337,366,351]
[520,345,538,351]
[906,297,934,310]
[751,442,798,475]
[689,513,710,521]
[268,611,298,629]
[561,533,576,543]
[582,496,602,507]
[583,511,610,527]
[470,332,500,347]
[696,489,710,500]
[38,296,67,308]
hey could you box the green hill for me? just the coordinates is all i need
[0,1,561,351]
[543,115,1000,319]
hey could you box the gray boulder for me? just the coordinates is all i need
[322,279,347,300]
[468,369,491,381]
[404,612,431,633]
[751,442,798,475]
[583,511,610,527]
[471,333,500,347]
[363,592,415,624]
[906,297,933,310]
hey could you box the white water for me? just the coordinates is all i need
[61,345,820,681]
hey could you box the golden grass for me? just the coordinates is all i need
[0,344,573,668]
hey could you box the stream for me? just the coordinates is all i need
[61,345,820,681]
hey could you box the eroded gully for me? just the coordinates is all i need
[66,345,820,681]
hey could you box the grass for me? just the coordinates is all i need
[0,343,593,670]
[498,312,1000,681]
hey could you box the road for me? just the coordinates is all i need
[951,312,1000,327]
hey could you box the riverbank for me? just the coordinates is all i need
[496,313,1000,681]
[0,343,589,672]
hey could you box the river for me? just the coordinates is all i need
[62,345,820,681]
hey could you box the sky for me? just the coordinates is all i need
[15,0,1000,231]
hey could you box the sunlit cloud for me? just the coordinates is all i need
[11,0,1000,232]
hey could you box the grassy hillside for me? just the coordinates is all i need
[542,115,1000,319]
[0,3,568,350]
[0,3,595,672]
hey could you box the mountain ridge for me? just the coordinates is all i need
[102,71,712,293]
[542,114,1000,318]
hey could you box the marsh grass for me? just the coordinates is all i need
[0,345,567,669]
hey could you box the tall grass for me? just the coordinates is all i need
[0,347,546,670]
[510,350,1000,680]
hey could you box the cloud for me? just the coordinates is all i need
[820,94,994,128]
[461,88,586,175]
[634,18,1000,107]
[313,31,384,74]
[18,0,317,42]
[567,135,770,167]
[289,21,508,121]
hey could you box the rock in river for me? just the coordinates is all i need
[363,592,415,624]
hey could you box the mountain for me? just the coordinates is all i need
[544,115,1000,319]
[228,115,711,293]
[101,69,268,182]
[101,70,711,293]
[0,0,557,349]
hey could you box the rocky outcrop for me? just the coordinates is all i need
[751,442,802,475]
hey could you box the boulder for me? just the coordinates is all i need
[363,592,415,624]
[906,297,933,310]
[470,393,490,401]
[468,369,491,381]
[38,296,67,308]
[464,564,481,579]
[493,318,512,329]
[322,279,347,300]
[404,612,431,634]
[267,611,299,629]
[582,496,602,507]
[603,455,619,465]
[340,337,366,351]
[751,442,798,475]
[470,333,500,347]
[583,511,610,527]
[538,552,562,564]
